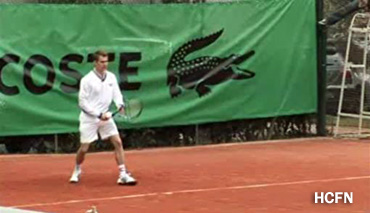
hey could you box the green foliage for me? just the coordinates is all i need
[3,114,316,153]
[0,114,316,154]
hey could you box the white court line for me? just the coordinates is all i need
[11,175,370,208]
[0,137,334,159]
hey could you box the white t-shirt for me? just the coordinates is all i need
[79,69,124,122]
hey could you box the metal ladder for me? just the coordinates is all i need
[334,13,370,137]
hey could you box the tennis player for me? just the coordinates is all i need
[69,50,137,185]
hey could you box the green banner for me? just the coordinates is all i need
[0,0,317,136]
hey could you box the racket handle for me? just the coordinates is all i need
[112,105,124,116]
[112,110,120,116]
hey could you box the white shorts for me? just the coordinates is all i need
[79,119,119,143]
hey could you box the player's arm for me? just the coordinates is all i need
[79,78,102,118]
[112,75,125,114]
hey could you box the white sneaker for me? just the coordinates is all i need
[69,169,81,183]
[117,172,137,185]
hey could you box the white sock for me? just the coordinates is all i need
[75,164,81,172]
[118,164,126,175]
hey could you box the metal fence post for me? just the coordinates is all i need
[316,0,327,136]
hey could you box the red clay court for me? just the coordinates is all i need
[0,138,369,213]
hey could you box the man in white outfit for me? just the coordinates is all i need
[69,50,137,185]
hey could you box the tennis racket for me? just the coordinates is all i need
[112,99,143,121]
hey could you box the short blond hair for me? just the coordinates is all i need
[93,50,108,62]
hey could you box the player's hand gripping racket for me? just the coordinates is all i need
[112,99,143,121]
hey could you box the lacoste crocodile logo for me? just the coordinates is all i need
[167,29,256,98]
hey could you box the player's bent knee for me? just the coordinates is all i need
[113,139,123,147]
[110,136,123,148]
[79,144,90,153]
